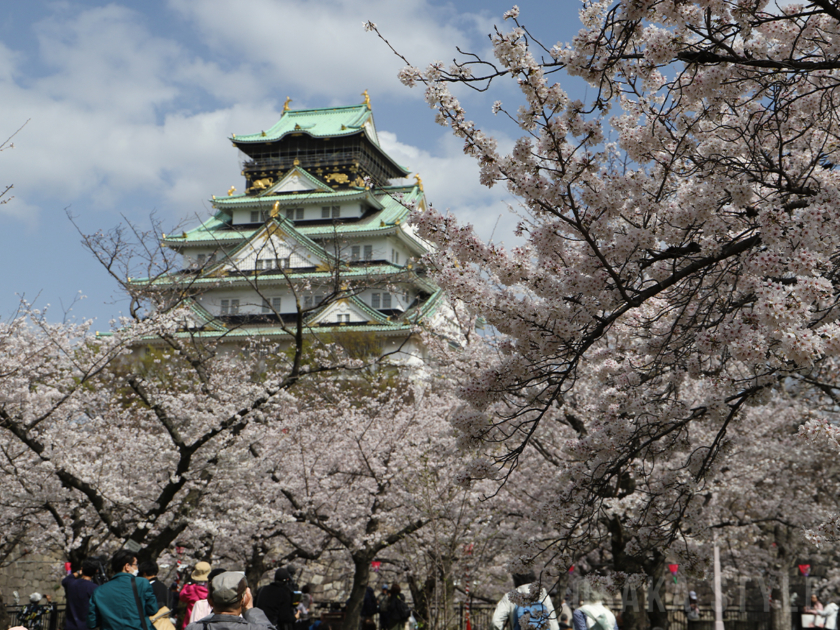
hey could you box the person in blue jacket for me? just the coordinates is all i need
[88,549,157,630]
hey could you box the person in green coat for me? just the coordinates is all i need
[88,550,158,630]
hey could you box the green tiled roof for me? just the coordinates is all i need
[212,188,384,209]
[170,322,418,341]
[233,104,373,144]
[163,184,424,247]
[134,264,418,288]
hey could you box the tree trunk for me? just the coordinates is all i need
[621,584,648,630]
[245,544,270,591]
[771,525,793,630]
[646,553,668,630]
[406,570,435,628]
[344,554,374,630]
[772,569,792,630]
[0,586,10,630]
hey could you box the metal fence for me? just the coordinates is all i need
[5,605,66,630]
[451,605,774,630]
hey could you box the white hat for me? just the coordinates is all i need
[689,591,697,599]
[29,593,42,603]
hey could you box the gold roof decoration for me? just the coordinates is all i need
[228,186,236,196]
[270,201,280,218]
[283,96,292,112]
[414,173,424,192]
[362,90,371,109]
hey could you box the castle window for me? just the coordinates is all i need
[351,245,360,261]
[382,293,391,309]
[221,299,239,315]
[262,297,282,314]
[336,314,350,323]
[303,295,323,309]
[197,254,206,267]
[371,293,380,309]
[332,206,340,218]
[257,258,289,270]
[363,245,373,261]
[251,211,259,223]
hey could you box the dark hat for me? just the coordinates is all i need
[275,568,291,582]
[210,572,247,607]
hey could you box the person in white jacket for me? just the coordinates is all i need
[492,574,560,630]
[573,588,618,630]
[818,600,839,630]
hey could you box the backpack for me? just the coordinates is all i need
[394,597,411,622]
[513,602,550,630]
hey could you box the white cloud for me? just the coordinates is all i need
[1,1,498,226]
[0,5,281,222]
[0,0,522,246]
[167,0,479,103]
[379,130,523,246]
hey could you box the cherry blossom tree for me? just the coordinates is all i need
[366,0,840,580]
[0,299,357,566]
[230,375,464,630]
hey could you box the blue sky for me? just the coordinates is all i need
[0,1,586,325]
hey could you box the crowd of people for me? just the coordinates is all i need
[490,573,617,630]
[18,553,840,630]
[7,551,413,630]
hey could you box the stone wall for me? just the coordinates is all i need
[0,547,68,606]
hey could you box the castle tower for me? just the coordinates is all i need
[140,96,448,364]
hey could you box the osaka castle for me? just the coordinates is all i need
[141,95,449,364]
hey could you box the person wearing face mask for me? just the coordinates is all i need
[87,549,158,630]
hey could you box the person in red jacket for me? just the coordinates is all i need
[179,562,211,629]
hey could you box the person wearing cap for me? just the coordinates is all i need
[87,549,158,630]
[180,563,212,629]
[21,593,52,630]
[254,569,297,630]
[185,572,275,630]
[190,569,229,623]
[685,592,700,622]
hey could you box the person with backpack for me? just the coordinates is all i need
[572,588,618,630]
[180,563,212,630]
[379,583,411,630]
[492,573,560,630]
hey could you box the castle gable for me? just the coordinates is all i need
[263,167,333,195]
